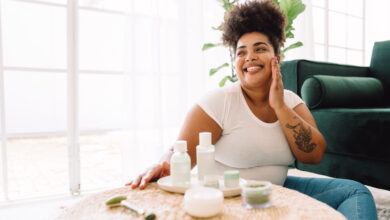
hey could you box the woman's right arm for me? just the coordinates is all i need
[126,104,222,190]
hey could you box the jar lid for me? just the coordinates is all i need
[243,180,272,193]
[174,140,187,152]
[224,170,239,180]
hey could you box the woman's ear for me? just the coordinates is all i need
[276,55,281,63]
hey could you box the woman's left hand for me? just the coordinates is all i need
[269,57,285,110]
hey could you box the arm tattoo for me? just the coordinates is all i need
[285,116,317,153]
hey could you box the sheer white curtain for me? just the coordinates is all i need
[121,0,231,182]
[120,0,216,182]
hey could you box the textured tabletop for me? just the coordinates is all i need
[57,182,346,220]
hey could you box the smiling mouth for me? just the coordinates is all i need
[244,65,264,74]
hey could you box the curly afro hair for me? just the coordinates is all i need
[222,0,287,55]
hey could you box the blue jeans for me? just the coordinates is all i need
[284,176,378,220]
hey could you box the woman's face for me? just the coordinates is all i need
[235,32,277,89]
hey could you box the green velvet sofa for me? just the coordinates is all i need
[281,40,390,190]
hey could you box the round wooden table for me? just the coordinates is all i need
[57,182,346,220]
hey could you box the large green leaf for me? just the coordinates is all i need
[219,76,230,87]
[285,31,294,39]
[285,25,295,34]
[280,0,305,26]
[219,75,232,87]
[282,41,303,53]
[219,74,238,87]
[202,43,222,51]
[210,63,229,76]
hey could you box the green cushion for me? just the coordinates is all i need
[281,60,370,96]
[301,75,384,109]
[296,152,390,190]
[296,107,390,190]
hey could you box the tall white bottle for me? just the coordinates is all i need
[196,132,216,182]
[170,140,191,187]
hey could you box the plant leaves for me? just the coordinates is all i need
[272,0,280,6]
[280,0,305,29]
[210,63,229,76]
[212,23,223,30]
[202,43,222,51]
[222,3,233,11]
[285,31,294,39]
[219,75,231,87]
[285,25,295,33]
[221,0,235,11]
[282,41,303,53]
[219,74,238,87]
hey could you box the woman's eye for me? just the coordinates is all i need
[237,51,244,56]
[256,48,266,52]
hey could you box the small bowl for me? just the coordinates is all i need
[184,187,223,218]
[241,180,272,209]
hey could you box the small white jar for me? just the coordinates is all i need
[203,174,220,189]
[184,187,223,218]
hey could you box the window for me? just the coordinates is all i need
[312,0,365,65]
[0,0,205,201]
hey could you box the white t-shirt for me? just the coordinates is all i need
[197,82,304,185]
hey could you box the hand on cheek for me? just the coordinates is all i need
[269,57,285,110]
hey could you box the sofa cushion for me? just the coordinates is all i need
[301,75,385,109]
[281,60,370,96]
[294,106,390,190]
[295,152,390,190]
[311,108,390,162]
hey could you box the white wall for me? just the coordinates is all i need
[365,0,390,65]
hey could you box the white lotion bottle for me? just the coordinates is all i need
[170,140,191,187]
[196,132,216,182]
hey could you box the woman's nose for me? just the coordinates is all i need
[245,52,257,62]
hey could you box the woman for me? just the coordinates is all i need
[127,1,377,219]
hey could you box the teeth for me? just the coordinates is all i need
[247,66,261,72]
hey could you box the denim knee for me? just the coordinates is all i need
[335,179,371,196]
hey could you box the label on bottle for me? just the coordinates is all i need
[197,146,216,181]
[171,154,191,187]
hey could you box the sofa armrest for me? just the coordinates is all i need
[281,59,370,96]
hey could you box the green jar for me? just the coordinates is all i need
[241,181,271,209]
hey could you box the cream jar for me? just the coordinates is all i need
[184,187,223,218]
[224,170,239,188]
[241,181,272,209]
